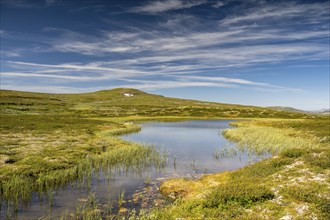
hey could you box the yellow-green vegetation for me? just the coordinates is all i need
[0,114,165,216]
[0,88,329,219]
[151,118,330,219]
[222,119,325,154]
[0,88,316,118]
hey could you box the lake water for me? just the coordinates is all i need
[7,120,266,219]
[122,120,261,175]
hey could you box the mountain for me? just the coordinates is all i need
[267,106,307,113]
[0,88,317,119]
[319,109,330,115]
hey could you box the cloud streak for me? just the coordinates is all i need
[220,1,330,26]
[1,61,302,93]
[0,0,59,8]
[1,0,328,96]
[130,0,206,14]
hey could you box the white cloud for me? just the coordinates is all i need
[1,0,58,8]
[1,50,22,57]
[220,1,330,25]
[1,61,302,93]
[0,84,98,94]
[212,1,226,8]
[1,0,328,96]
[119,79,237,90]
[44,26,329,66]
[1,71,97,81]
[131,0,206,14]
[1,0,40,8]
[174,76,302,92]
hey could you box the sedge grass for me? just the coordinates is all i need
[0,115,166,217]
[222,124,319,155]
[137,118,330,220]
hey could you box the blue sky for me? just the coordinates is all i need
[0,0,329,110]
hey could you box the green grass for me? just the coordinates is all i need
[0,88,329,219]
[222,120,322,155]
[0,113,166,217]
[204,183,275,208]
[144,118,330,220]
[1,88,319,118]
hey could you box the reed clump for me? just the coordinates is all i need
[222,125,318,155]
[0,114,166,217]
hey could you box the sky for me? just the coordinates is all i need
[0,0,329,110]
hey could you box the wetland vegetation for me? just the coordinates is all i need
[156,119,330,219]
[0,88,329,219]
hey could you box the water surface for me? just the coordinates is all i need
[122,120,260,175]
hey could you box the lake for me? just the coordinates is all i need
[122,120,262,175]
[9,120,266,219]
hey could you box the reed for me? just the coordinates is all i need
[0,134,166,217]
[222,125,318,155]
[117,189,125,210]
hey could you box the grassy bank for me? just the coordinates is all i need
[0,114,166,217]
[147,118,330,219]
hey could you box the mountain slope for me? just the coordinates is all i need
[0,88,315,118]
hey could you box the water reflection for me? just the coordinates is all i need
[122,120,261,175]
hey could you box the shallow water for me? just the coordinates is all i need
[6,120,266,219]
[123,120,261,175]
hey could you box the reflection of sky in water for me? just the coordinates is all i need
[123,120,254,174]
[13,120,267,219]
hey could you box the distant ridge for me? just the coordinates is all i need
[268,106,330,115]
[267,106,306,113]
[0,88,320,119]
[319,109,330,115]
